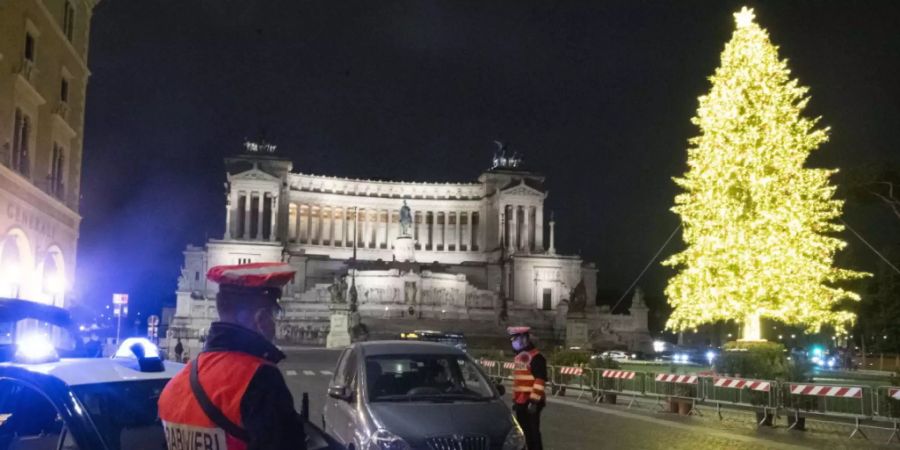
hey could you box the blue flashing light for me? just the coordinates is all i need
[810,346,824,357]
[114,338,164,372]
[706,351,716,365]
[15,334,59,364]
[114,337,160,359]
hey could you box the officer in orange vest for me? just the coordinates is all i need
[159,262,306,450]
[508,326,546,450]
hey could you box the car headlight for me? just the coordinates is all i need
[502,417,526,450]
[365,429,412,450]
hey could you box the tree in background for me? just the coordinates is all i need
[663,7,869,341]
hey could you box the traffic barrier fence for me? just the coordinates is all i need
[704,376,775,424]
[593,369,644,408]
[873,386,900,444]
[478,358,900,441]
[549,365,592,400]
[783,383,871,439]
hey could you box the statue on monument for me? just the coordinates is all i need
[328,275,347,304]
[568,280,587,314]
[631,286,647,309]
[399,200,413,237]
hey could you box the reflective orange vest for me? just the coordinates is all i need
[159,352,267,450]
[511,348,545,405]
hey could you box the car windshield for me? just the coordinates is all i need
[72,379,168,450]
[365,354,494,402]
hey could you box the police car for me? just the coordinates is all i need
[0,299,336,450]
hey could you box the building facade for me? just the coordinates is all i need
[0,0,99,306]
[172,144,650,355]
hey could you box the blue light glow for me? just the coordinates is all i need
[114,337,160,359]
[15,334,58,363]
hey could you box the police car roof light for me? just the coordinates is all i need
[114,337,160,359]
[114,337,165,372]
[15,334,59,364]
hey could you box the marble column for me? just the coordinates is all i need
[254,193,263,240]
[294,203,303,244]
[522,206,530,252]
[306,204,313,244]
[427,211,433,250]
[242,192,251,239]
[316,205,325,245]
[508,205,517,253]
[549,219,556,254]
[535,206,544,251]
[332,207,341,247]
[467,211,474,251]
[455,211,461,251]
[375,210,383,249]
[224,191,233,239]
[269,195,277,241]
[386,209,393,245]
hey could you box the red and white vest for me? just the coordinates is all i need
[511,349,545,405]
[159,352,266,450]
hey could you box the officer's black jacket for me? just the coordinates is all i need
[204,322,306,450]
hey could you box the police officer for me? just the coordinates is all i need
[508,326,546,450]
[159,262,306,450]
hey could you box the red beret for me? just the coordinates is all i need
[507,326,531,336]
[207,262,296,288]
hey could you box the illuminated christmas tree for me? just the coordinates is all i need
[663,7,869,341]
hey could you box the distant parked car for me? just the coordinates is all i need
[592,350,631,362]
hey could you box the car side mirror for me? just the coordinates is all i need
[328,385,352,402]
[495,384,506,396]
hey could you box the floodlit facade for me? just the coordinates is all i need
[0,0,99,306]
[171,144,650,355]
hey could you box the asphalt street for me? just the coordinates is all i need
[279,348,894,450]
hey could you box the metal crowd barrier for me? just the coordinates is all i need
[477,358,499,380]
[593,369,644,408]
[873,386,900,444]
[646,374,702,416]
[549,365,593,400]
[498,362,516,381]
[704,376,775,424]
[783,382,871,439]
[476,358,900,442]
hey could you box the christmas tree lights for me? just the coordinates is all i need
[663,7,869,340]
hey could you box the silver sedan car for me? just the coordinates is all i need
[323,341,525,450]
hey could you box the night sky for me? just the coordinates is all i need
[77,1,900,327]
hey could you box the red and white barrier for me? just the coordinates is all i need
[655,374,698,384]
[479,359,497,368]
[713,377,771,392]
[887,387,900,400]
[559,366,584,376]
[789,384,862,399]
[503,362,516,370]
[602,370,636,380]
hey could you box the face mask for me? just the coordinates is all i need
[511,336,527,352]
